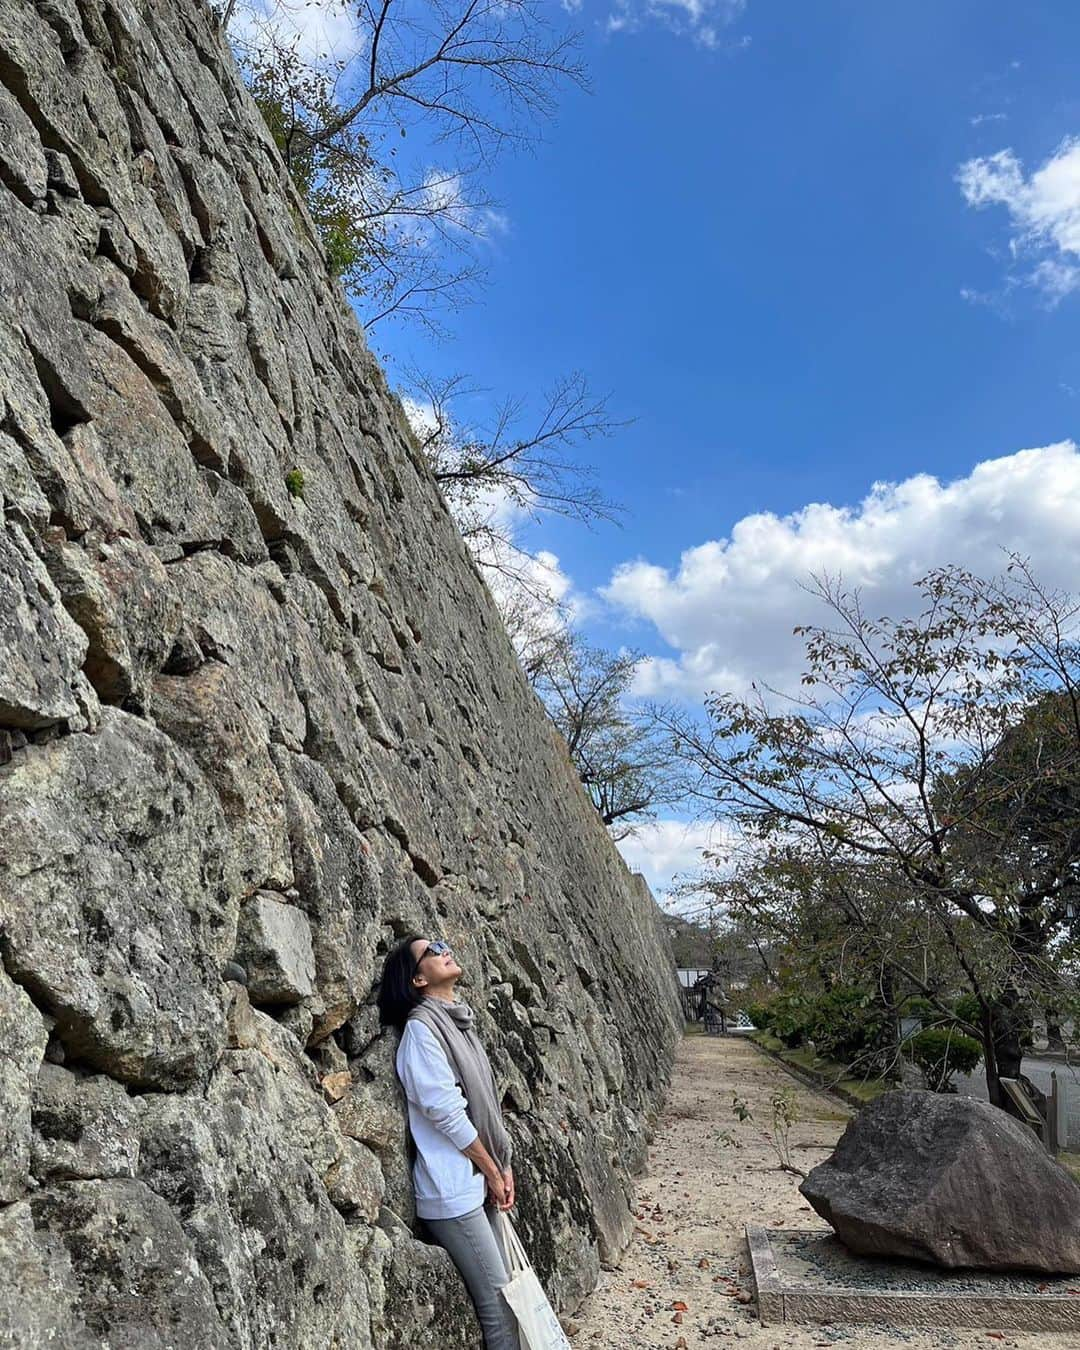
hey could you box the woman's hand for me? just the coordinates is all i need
[486,1169,510,1210]
[502,1167,515,1209]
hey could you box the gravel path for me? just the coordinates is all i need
[571,1033,1079,1350]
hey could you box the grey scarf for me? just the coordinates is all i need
[407,995,513,1171]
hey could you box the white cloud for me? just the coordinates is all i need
[603,442,1080,700]
[229,0,365,66]
[958,137,1080,305]
[1030,258,1080,304]
[616,819,725,901]
[605,0,746,50]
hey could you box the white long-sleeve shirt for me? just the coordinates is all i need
[396,1019,486,1220]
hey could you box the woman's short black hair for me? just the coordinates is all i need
[376,934,425,1031]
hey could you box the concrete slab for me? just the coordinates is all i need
[745,1226,1080,1331]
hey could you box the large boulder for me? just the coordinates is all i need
[801,1089,1080,1273]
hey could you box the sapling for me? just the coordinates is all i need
[722,1088,806,1178]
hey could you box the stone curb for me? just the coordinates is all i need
[746,1034,887,1114]
[745,1226,1080,1331]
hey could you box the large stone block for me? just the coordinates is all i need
[801,1089,1080,1273]
[41,528,180,705]
[0,709,234,1089]
[0,519,91,729]
[31,1063,139,1183]
[273,749,383,1039]
[234,892,316,1005]
[151,663,292,891]
[136,1048,370,1347]
[0,966,48,1202]
[0,1202,92,1349]
[27,1179,228,1348]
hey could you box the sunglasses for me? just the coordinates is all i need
[417,939,453,964]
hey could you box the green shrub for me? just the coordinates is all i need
[952,993,982,1029]
[744,1002,772,1031]
[805,986,885,1065]
[767,991,811,1048]
[910,1027,982,1092]
[285,468,305,499]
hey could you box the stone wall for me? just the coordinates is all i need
[0,1,683,1344]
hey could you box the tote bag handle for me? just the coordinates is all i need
[495,1209,530,1276]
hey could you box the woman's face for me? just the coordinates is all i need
[410,938,462,992]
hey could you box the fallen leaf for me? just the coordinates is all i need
[671,1312,683,1325]
[671,1302,688,1312]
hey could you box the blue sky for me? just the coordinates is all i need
[379,0,1080,540]
[241,1,1080,901]
[368,1,1080,898]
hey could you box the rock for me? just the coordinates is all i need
[372,1223,481,1350]
[224,982,257,1050]
[0,518,91,729]
[40,529,180,706]
[325,1138,385,1220]
[151,662,292,891]
[334,1079,406,1155]
[27,1179,228,1346]
[136,1049,369,1346]
[800,1089,1080,1273]
[234,892,317,1005]
[0,966,48,1202]
[272,748,383,1037]
[0,82,47,204]
[322,1069,352,1103]
[0,1202,91,1349]
[0,710,234,1089]
[277,1000,316,1046]
[31,1063,139,1182]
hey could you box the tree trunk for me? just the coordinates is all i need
[981,1002,1005,1109]
[1045,1007,1066,1054]
[985,990,1031,1121]
[877,970,902,1081]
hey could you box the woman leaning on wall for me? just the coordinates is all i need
[377,935,522,1350]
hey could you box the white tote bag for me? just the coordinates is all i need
[494,1211,572,1350]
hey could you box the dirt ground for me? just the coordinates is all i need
[571,1033,1079,1350]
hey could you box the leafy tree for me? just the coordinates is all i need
[665,559,1080,1112]
[531,636,679,838]
[224,0,585,331]
[663,914,715,968]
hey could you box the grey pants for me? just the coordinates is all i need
[423,1204,522,1350]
